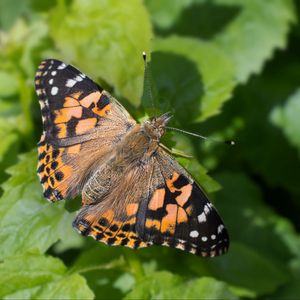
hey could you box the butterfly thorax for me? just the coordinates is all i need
[113,113,172,166]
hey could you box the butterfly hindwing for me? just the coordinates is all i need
[133,149,229,257]
[35,59,136,202]
[72,161,154,249]
[72,147,229,257]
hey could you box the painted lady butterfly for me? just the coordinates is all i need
[35,59,229,257]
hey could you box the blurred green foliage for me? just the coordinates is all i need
[0,0,300,299]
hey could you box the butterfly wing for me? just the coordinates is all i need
[73,147,229,257]
[35,59,136,202]
[137,148,229,257]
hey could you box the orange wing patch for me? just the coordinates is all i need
[161,204,177,234]
[37,138,73,202]
[75,118,97,135]
[56,123,68,139]
[143,172,194,240]
[80,91,101,107]
[167,172,193,207]
[148,188,165,210]
[73,207,149,249]
[67,144,81,154]
[126,203,139,216]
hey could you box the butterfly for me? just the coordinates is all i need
[35,59,229,257]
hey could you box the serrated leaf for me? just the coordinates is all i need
[0,151,76,259]
[49,0,152,105]
[271,88,300,155]
[125,271,237,299]
[0,253,94,299]
[152,35,235,122]
[214,0,296,83]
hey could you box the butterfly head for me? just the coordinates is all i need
[143,112,172,141]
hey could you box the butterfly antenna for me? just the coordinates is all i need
[142,51,156,116]
[166,126,235,145]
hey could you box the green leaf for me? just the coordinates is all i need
[0,151,76,259]
[214,172,300,265]
[271,88,300,155]
[152,35,235,122]
[0,71,18,96]
[49,0,152,105]
[0,253,94,299]
[194,242,288,297]
[271,258,300,299]
[146,0,239,40]
[0,99,22,182]
[0,0,30,30]
[145,0,194,30]
[174,135,221,193]
[125,271,237,299]
[0,118,19,182]
[214,0,296,83]
[71,246,127,300]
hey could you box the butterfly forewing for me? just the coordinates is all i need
[35,59,135,202]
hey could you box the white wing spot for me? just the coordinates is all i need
[211,234,216,240]
[210,251,216,257]
[51,71,57,76]
[43,71,48,76]
[204,205,210,214]
[66,79,76,87]
[75,75,83,82]
[189,230,199,238]
[217,224,224,234]
[51,86,58,95]
[190,248,196,254]
[197,212,206,223]
[201,236,208,242]
[58,63,66,70]
[176,243,185,250]
[49,79,53,85]
[39,101,45,109]
[79,73,86,78]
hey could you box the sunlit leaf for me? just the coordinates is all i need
[214,0,296,83]
[49,0,152,105]
[271,88,300,155]
[0,253,94,299]
[125,271,237,299]
[152,35,235,122]
[0,151,76,259]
